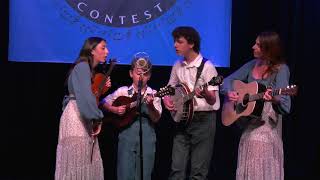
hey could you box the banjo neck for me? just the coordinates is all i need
[183,82,210,102]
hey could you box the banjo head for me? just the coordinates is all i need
[170,83,193,126]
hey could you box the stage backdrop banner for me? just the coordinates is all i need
[9,0,231,67]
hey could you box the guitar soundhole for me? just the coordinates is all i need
[242,94,249,106]
[235,94,249,114]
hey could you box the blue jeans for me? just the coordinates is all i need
[169,111,216,180]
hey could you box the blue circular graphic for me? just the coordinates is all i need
[66,0,177,27]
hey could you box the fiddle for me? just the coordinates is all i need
[92,58,117,105]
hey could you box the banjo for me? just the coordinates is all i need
[170,75,223,127]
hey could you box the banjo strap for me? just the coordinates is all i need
[194,57,208,88]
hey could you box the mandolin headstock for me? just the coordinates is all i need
[156,85,175,97]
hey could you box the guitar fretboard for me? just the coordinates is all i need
[248,88,284,102]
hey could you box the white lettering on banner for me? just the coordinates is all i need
[77,2,87,12]
[90,10,99,19]
[76,1,164,26]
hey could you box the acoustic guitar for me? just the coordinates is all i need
[221,80,298,126]
[105,85,175,129]
[170,75,223,127]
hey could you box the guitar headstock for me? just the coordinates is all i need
[280,85,298,96]
[208,75,223,86]
[156,85,175,97]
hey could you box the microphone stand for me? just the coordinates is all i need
[136,75,144,180]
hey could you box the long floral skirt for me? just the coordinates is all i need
[236,102,284,180]
[55,100,104,180]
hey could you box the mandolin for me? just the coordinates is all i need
[105,85,175,129]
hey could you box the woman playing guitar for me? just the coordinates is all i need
[220,31,292,180]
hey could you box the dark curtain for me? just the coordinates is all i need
[229,0,319,179]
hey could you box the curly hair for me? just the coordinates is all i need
[172,26,201,53]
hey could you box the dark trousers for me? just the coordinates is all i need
[169,111,216,180]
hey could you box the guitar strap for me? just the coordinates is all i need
[174,57,208,129]
[194,58,208,87]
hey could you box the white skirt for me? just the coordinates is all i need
[236,102,284,180]
[55,100,104,180]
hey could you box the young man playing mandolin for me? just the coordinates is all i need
[162,26,220,180]
[101,53,162,180]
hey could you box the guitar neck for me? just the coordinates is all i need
[249,88,282,102]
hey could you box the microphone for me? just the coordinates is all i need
[137,74,143,106]
[134,52,151,103]
[138,74,143,91]
[137,74,143,99]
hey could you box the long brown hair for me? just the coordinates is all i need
[65,37,106,85]
[258,31,285,77]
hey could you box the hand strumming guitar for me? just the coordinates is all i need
[227,91,239,102]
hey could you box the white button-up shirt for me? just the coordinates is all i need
[104,84,162,116]
[168,54,220,111]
